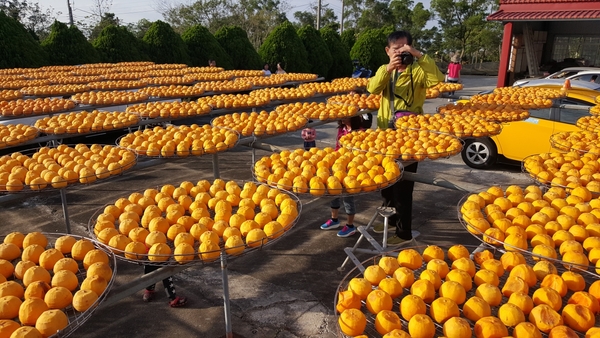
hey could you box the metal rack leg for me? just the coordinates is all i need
[337,208,379,271]
[212,153,220,179]
[59,188,71,234]
[221,250,233,338]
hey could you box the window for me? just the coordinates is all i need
[529,108,551,120]
[558,107,590,125]
[552,36,600,66]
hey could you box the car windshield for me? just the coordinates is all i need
[556,97,595,125]
[570,74,600,84]
[548,70,580,79]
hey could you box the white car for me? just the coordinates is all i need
[513,67,600,86]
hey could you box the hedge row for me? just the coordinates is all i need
[1,13,393,79]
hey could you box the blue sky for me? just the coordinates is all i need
[45,0,432,26]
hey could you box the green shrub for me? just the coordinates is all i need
[297,25,332,78]
[259,21,309,73]
[340,28,357,53]
[92,25,149,62]
[142,20,190,65]
[0,11,47,68]
[320,27,352,80]
[214,25,263,70]
[41,21,99,65]
[181,25,233,69]
[349,28,388,74]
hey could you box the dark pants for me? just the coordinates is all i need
[381,162,418,240]
[304,141,316,150]
[144,265,176,300]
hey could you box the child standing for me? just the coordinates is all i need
[301,121,316,150]
[320,116,363,237]
[143,265,187,307]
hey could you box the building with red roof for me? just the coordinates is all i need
[488,0,600,86]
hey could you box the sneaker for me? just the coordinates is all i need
[387,235,411,246]
[337,225,357,237]
[373,223,395,234]
[320,219,341,230]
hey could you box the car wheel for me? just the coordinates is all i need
[461,138,498,169]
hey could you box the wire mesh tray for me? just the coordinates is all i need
[395,114,503,139]
[86,181,302,266]
[116,126,239,158]
[252,159,403,197]
[339,129,464,162]
[0,144,137,194]
[210,113,308,138]
[436,102,531,123]
[34,112,140,135]
[521,152,600,194]
[0,232,117,338]
[550,131,600,155]
[335,244,600,338]
[576,115,600,133]
[0,98,78,118]
[457,186,600,277]
[0,125,39,149]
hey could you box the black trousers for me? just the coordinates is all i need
[381,162,418,240]
[144,265,176,300]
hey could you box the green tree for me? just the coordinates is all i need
[159,0,286,48]
[293,3,338,29]
[142,20,190,65]
[350,28,388,74]
[89,12,120,41]
[297,25,332,78]
[340,28,357,53]
[181,25,233,68]
[259,21,309,73]
[126,18,152,39]
[41,21,99,65]
[92,24,148,62]
[357,0,394,31]
[0,10,46,68]
[430,0,498,60]
[320,27,352,80]
[214,25,263,70]
[0,0,57,41]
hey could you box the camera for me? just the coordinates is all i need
[397,52,414,65]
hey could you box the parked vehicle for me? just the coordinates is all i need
[513,67,600,86]
[461,86,599,169]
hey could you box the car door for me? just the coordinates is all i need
[492,107,555,161]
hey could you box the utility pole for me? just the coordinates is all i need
[316,0,322,29]
[67,0,74,26]
[340,0,344,33]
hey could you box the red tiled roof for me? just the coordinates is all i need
[488,9,600,20]
[500,0,598,4]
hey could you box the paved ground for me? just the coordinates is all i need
[0,75,534,338]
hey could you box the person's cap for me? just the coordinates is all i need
[451,55,460,63]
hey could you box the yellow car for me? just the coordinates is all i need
[461,85,599,169]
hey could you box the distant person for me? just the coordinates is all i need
[208,60,216,67]
[447,55,462,97]
[276,63,286,74]
[590,75,598,83]
[301,120,316,150]
[263,63,272,76]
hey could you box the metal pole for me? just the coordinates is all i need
[212,153,220,179]
[340,0,345,33]
[67,0,74,26]
[221,250,233,338]
[316,0,322,29]
[59,188,71,234]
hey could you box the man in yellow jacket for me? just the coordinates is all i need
[367,30,444,245]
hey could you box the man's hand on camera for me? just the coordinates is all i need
[386,54,403,73]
